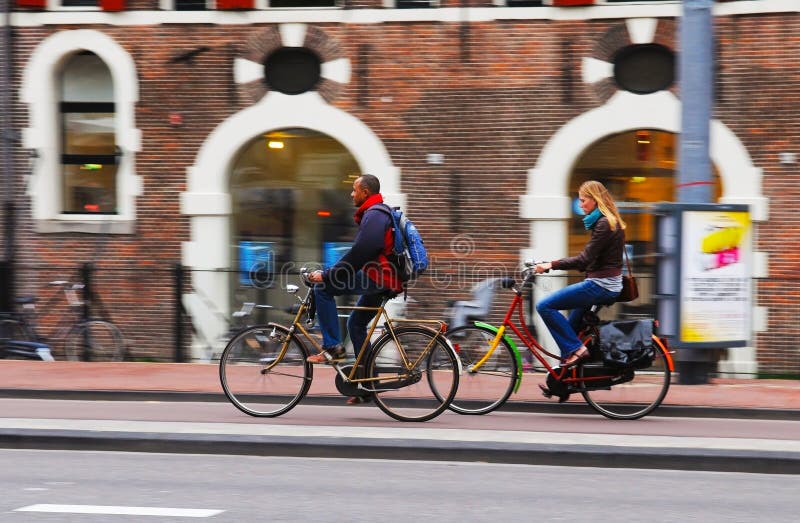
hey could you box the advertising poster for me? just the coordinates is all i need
[322,241,351,269]
[679,209,751,346]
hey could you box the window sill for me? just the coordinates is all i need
[35,218,135,234]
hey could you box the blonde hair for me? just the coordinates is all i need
[579,180,626,231]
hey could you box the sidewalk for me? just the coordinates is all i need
[1,360,799,474]
[1,360,799,412]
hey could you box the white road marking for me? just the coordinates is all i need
[14,504,223,517]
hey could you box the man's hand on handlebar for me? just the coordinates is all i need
[306,270,324,283]
[534,262,552,274]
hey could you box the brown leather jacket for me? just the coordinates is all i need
[551,216,625,278]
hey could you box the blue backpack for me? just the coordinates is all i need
[374,204,429,282]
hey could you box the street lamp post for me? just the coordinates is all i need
[677,0,716,384]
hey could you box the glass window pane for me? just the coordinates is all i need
[230,128,359,322]
[270,1,337,6]
[63,163,118,214]
[63,112,116,155]
[61,0,98,6]
[175,0,208,10]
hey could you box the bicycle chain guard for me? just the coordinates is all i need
[334,365,371,397]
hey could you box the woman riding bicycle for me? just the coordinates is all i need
[534,180,626,372]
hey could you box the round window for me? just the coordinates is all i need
[613,44,675,95]
[264,48,322,95]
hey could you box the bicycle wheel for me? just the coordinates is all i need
[444,325,519,415]
[64,320,125,361]
[367,326,459,422]
[219,324,312,417]
[580,336,671,420]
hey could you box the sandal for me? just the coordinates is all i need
[563,347,591,368]
[346,395,372,405]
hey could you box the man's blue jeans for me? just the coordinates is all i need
[536,279,619,357]
[314,271,390,358]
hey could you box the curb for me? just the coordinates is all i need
[2,428,800,475]
[2,388,799,420]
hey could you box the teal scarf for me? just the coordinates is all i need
[583,208,602,230]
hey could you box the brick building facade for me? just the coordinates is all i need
[1,0,797,376]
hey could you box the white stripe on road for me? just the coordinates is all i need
[15,504,223,517]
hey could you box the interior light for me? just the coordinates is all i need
[317,210,331,217]
[268,140,284,149]
[83,204,100,212]
[631,176,647,183]
[80,164,102,171]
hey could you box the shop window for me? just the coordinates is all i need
[60,52,118,215]
[230,128,359,321]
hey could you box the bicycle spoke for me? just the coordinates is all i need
[444,325,518,415]
[220,324,311,417]
[580,337,671,420]
[368,327,459,422]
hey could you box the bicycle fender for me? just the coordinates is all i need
[472,321,524,393]
[652,335,675,372]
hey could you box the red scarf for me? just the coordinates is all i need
[352,193,402,292]
[354,193,384,224]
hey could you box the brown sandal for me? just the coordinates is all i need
[563,347,591,368]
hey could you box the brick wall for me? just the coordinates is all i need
[3,10,798,373]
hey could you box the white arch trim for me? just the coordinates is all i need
[180,91,401,359]
[21,29,142,233]
[521,89,766,375]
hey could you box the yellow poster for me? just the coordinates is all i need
[680,210,751,344]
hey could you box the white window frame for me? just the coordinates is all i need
[21,29,142,234]
[162,0,344,8]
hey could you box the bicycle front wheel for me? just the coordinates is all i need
[580,336,671,420]
[219,324,312,417]
[367,326,459,422]
[64,320,125,361]
[444,324,519,415]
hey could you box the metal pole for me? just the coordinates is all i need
[174,263,185,363]
[1,0,15,312]
[677,0,715,384]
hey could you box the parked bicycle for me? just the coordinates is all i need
[219,269,460,422]
[444,262,674,420]
[0,280,125,362]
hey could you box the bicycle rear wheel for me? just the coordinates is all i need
[444,325,519,415]
[367,326,459,422]
[580,336,671,420]
[220,324,312,417]
[64,320,125,361]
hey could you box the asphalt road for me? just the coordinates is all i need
[3,450,800,522]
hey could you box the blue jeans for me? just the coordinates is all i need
[314,271,390,358]
[536,279,619,357]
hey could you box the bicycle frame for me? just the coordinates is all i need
[467,273,675,392]
[272,283,451,389]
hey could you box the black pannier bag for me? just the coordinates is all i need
[598,319,656,369]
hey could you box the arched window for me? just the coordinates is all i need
[22,29,141,234]
[60,52,118,214]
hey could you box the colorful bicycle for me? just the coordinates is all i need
[443,263,674,420]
